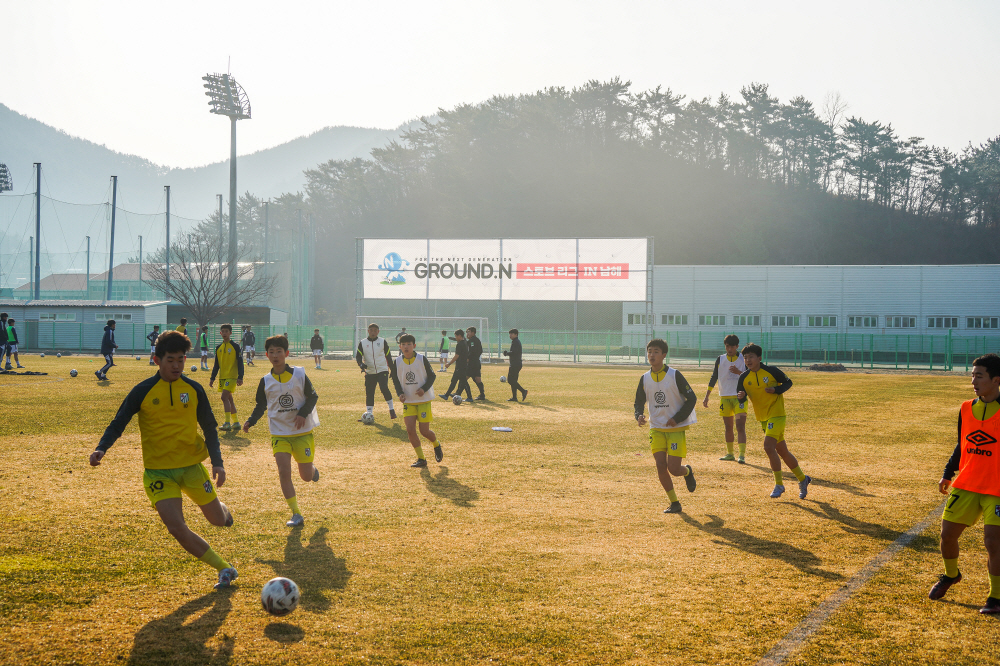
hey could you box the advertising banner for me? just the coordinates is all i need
[362,238,647,301]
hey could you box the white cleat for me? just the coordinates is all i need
[770,484,785,498]
[286,513,304,527]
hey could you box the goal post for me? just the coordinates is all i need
[354,316,492,362]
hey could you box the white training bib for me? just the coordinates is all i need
[263,366,320,436]
[359,337,390,374]
[643,367,697,430]
[717,353,746,397]
[395,353,436,402]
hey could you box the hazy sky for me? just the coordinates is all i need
[4,0,998,169]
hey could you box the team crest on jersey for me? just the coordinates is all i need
[279,394,294,409]
[421,410,427,418]
[653,390,666,406]
[406,370,416,383]
[179,393,189,405]
[762,377,769,384]
[203,481,212,493]
[152,398,160,405]
[305,448,311,457]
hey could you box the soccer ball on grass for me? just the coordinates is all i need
[499,375,506,383]
[70,369,78,377]
[57,353,62,358]
[135,355,141,361]
[261,577,300,616]
[361,412,375,425]
[40,352,45,358]
[190,366,197,372]
[452,395,463,405]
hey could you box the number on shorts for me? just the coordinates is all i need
[947,493,961,509]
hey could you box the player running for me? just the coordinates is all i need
[392,333,443,468]
[242,326,257,366]
[703,334,748,462]
[466,326,486,400]
[355,323,397,422]
[929,353,1000,615]
[146,326,160,365]
[634,339,697,514]
[441,329,473,402]
[244,334,321,528]
[209,324,244,431]
[736,343,811,499]
[95,319,117,380]
[89,330,237,590]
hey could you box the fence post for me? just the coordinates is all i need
[79,322,83,351]
[698,331,702,367]
[947,329,953,370]
[929,336,934,371]
[606,331,610,364]
[895,335,898,369]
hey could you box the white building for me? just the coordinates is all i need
[624,265,1000,336]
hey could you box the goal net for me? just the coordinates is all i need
[354,316,493,362]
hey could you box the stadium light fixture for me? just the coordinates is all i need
[202,72,251,297]
[0,163,12,192]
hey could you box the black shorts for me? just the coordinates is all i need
[467,360,482,377]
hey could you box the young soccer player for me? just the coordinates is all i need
[392,333,443,468]
[503,329,528,402]
[242,325,256,366]
[928,353,1000,614]
[5,317,23,369]
[736,343,811,499]
[438,330,450,372]
[95,319,117,380]
[198,326,210,371]
[243,335,321,527]
[703,334,748,462]
[176,318,187,334]
[146,326,160,365]
[355,323,397,422]
[634,339,697,514]
[209,324,244,431]
[310,329,324,369]
[89,330,237,590]
[441,329,473,401]
[0,312,9,369]
[466,327,486,400]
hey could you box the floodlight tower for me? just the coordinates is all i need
[0,164,12,192]
[202,72,251,287]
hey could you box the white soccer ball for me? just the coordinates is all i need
[40,353,45,358]
[499,375,506,383]
[57,353,62,358]
[452,395,463,405]
[135,355,141,361]
[261,577,300,616]
[70,369,78,377]
[190,366,197,372]
[361,412,375,425]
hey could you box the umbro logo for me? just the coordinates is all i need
[966,430,997,446]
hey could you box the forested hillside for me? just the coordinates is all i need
[240,79,998,321]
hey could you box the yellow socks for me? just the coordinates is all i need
[414,446,426,460]
[739,443,746,457]
[773,470,783,485]
[725,441,734,455]
[286,496,301,515]
[667,490,678,502]
[226,412,234,424]
[989,574,1000,597]
[944,558,960,578]
[791,467,806,482]
[199,547,230,572]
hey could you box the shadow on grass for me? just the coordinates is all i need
[420,465,480,508]
[681,513,845,580]
[516,401,558,412]
[264,622,305,644]
[258,527,351,613]
[793,501,938,552]
[939,598,984,611]
[741,463,874,497]
[219,432,252,452]
[128,591,233,665]
[373,421,410,442]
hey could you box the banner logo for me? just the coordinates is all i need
[378,252,409,285]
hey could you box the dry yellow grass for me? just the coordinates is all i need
[0,355,997,665]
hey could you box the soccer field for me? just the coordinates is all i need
[1,356,997,665]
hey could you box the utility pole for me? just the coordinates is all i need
[164,186,171,289]
[229,117,237,285]
[86,236,91,298]
[138,235,143,300]
[218,194,224,274]
[28,237,33,300]
[107,176,118,301]
[297,209,303,324]
[34,163,40,299]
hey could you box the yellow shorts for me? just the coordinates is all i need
[143,463,217,509]
[760,416,787,442]
[271,432,316,464]
[650,429,687,457]
[719,397,748,417]
[403,401,433,422]
[943,487,1000,527]
[217,378,238,394]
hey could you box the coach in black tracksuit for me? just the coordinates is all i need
[466,327,486,400]
[503,328,528,402]
[443,330,473,401]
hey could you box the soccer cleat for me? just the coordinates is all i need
[312,467,320,482]
[16,364,24,369]
[231,421,241,431]
[770,484,785,498]
[798,475,812,499]
[148,361,155,366]
[434,445,443,462]
[507,397,518,402]
[719,453,736,461]
[477,395,487,401]
[684,465,696,492]
[980,597,1000,614]
[214,567,238,589]
[219,422,232,431]
[664,502,682,514]
[94,370,102,380]
[286,514,304,527]
[521,390,528,400]
[440,393,451,400]
[411,458,428,468]
[389,409,397,419]
[738,456,746,465]
[928,572,962,600]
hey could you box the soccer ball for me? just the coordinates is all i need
[40,353,45,358]
[190,366,197,372]
[361,412,375,425]
[70,369,78,377]
[135,355,141,361]
[261,577,300,616]
[499,375,506,383]
[57,353,62,358]
[452,395,463,405]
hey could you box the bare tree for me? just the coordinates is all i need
[142,232,277,326]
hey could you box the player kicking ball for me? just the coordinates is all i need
[393,334,443,468]
[634,339,697,514]
[929,353,1000,614]
[89,331,237,590]
[243,335,321,528]
[736,343,811,499]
